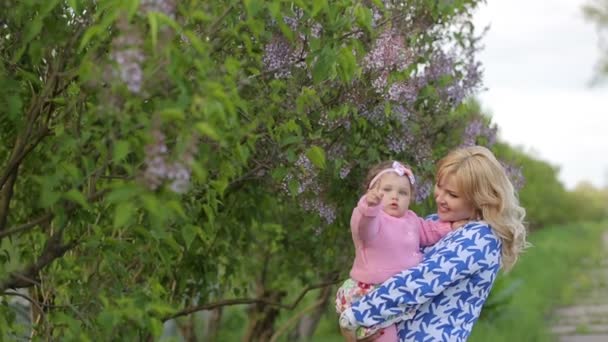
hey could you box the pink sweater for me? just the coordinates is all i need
[349,196,452,284]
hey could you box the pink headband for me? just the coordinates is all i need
[368,161,415,189]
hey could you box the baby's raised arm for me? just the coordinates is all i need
[351,194,383,241]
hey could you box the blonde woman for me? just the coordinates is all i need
[340,146,528,341]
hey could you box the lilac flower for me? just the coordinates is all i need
[387,82,418,104]
[111,25,145,94]
[392,105,411,126]
[262,35,305,79]
[339,164,352,179]
[143,127,169,190]
[167,162,191,194]
[387,134,406,153]
[302,198,337,224]
[143,123,197,194]
[461,119,498,148]
[462,119,483,147]
[364,29,411,72]
[501,161,526,191]
[282,153,321,195]
[359,105,387,124]
[414,180,433,203]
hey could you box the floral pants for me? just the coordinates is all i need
[335,278,414,340]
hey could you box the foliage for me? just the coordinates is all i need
[583,0,608,82]
[494,143,608,229]
[0,0,491,339]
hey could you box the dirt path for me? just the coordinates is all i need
[550,230,608,342]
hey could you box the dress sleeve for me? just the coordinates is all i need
[351,195,383,242]
[415,214,451,246]
[340,224,500,328]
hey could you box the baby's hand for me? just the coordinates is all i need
[365,189,383,206]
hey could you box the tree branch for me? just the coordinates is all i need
[0,233,78,291]
[2,290,46,323]
[162,277,341,322]
[0,213,54,240]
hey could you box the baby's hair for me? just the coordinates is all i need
[362,160,416,194]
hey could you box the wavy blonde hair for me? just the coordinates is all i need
[436,146,528,271]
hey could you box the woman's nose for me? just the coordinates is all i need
[435,193,444,203]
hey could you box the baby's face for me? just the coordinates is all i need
[377,172,412,217]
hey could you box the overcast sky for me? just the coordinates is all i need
[473,0,608,189]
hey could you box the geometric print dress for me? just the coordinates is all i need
[341,216,502,341]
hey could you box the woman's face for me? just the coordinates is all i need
[434,174,476,222]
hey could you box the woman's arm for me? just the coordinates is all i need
[341,223,500,328]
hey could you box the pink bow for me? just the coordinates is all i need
[368,161,416,189]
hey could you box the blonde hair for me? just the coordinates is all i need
[436,146,528,271]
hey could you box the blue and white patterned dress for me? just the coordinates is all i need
[341,216,501,341]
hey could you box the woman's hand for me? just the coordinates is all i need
[340,327,357,342]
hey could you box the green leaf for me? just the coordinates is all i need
[106,185,141,203]
[113,140,130,162]
[67,0,79,12]
[244,0,264,17]
[114,202,135,227]
[78,25,104,52]
[64,189,90,209]
[181,225,198,249]
[306,146,326,169]
[196,122,220,141]
[160,108,185,121]
[148,12,158,49]
[312,0,328,16]
[312,47,337,83]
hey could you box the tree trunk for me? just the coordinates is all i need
[203,307,223,341]
[288,285,332,341]
[243,289,285,342]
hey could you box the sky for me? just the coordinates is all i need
[472,0,608,189]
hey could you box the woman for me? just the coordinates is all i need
[340,145,528,341]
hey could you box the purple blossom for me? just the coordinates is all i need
[387,82,418,104]
[387,134,406,153]
[461,119,498,148]
[364,29,414,94]
[143,123,197,194]
[501,161,526,192]
[111,25,145,94]
[414,180,433,203]
[364,29,411,72]
[339,164,352,179]
[392,105,411,126]
[301,198,336,224]
[359,105,387,124]
[282,153,320,195]
[262,35,306,79]
[143,128,168,190]
[327,143,346,160]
